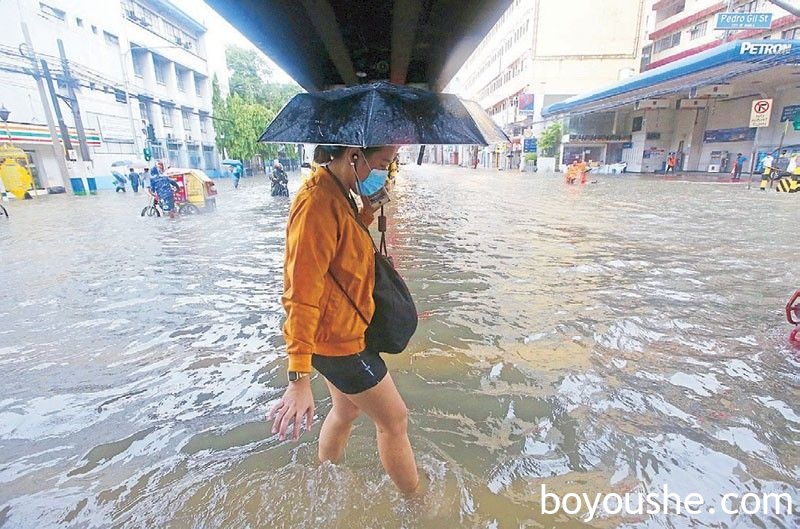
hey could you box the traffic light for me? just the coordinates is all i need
[793,113,800,131]
[143,147,152,161]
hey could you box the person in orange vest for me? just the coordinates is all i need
[579,160,589,184]
[566,159,579,184]
[665,152,677,173]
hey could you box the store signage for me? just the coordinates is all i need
[749,98,772,128]
[780,104,800,122]
[523,138,537,153]
[703,127,757,143]
[518,93,535,113]
[739,42,791,55]
[716,13,772,30]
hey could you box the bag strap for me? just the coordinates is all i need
[323,166,375,326]
[325,167,380,253]
[327,268,370,326]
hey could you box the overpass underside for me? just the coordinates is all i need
[206,0,513,92]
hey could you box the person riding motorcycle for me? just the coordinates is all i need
[270,162,289,197]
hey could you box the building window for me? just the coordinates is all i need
[195,76,204,98]
[40,2,66,22]
[122,0,158,31]
[689,21,707,40]
[782,27,800,39]
[188,145,201,168]
[182,110,191,130]
[154,58,166,85]
[653,31,681,53]
[199,117,207,133]
[76,17,83,27]
[132,51,144,77]
[104,31,119,47]
[640,44,652,70]
[739,1,761,13]
[162,107,172,127]
[176,69,185,91]
[139,101,152,124]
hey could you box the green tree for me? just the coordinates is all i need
[215,46,302,166]
[223,93,275,161]
[226,46,273,102]
[538,122,562,157]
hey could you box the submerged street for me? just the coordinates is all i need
[1,166,798,528]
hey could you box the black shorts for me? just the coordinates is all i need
[312,351,387,395]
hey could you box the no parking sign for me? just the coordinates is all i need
[749,98,772,127]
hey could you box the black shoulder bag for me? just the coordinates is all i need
[327,171,418,354]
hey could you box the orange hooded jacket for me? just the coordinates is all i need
[282,167,376,372]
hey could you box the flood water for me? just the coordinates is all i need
[1,166,798,528]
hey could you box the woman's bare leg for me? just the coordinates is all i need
[345,373,419,493]
[318,379,360,463]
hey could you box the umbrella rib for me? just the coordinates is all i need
[362,89,377,148]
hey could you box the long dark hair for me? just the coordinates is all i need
[313,145,384,164]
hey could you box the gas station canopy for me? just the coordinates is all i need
[205,0,513,92]
[542,40,800,118]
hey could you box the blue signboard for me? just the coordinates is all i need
[523,138,537,153]
[715,12,772,30]
[780,105,800,122]
[703,127,757,143]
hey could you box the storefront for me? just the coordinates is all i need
[543,40,800,173]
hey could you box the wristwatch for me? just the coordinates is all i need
[288,371,310,382]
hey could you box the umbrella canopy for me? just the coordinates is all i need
[259,82,508,147]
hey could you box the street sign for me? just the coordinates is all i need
[780,104,800,122]
[749,98,772,128]
[715,12,772,30]
[523,138,537,153]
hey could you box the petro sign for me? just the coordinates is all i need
[739,42,792,55]
[716,12,772,30]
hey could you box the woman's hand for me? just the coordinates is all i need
[269,377,314,441]
[359,196,379,226]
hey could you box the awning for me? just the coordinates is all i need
[542,40,800,118]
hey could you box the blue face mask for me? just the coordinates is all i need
[355,154,388,198]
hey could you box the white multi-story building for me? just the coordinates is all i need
[643,0,799,71]
[0,0,219,191]
[448,0,648,168]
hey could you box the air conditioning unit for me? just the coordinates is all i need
[634,99,671,110]
[692,84,732,98]
[182,42,191,49]
[678,98,708,109]
[175,37,182,45]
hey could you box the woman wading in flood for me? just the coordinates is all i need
[268,144,420,493]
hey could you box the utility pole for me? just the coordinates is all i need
[57,39,91,162]
[40,60,74,163]
[41,58,89,193]
[20,22,70,193]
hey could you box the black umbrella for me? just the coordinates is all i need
[259,82,508,147]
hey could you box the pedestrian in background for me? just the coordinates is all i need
[732,153,745,180]
[129,167,140,192]
[140,167,150,189]
[665,152,676,173]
